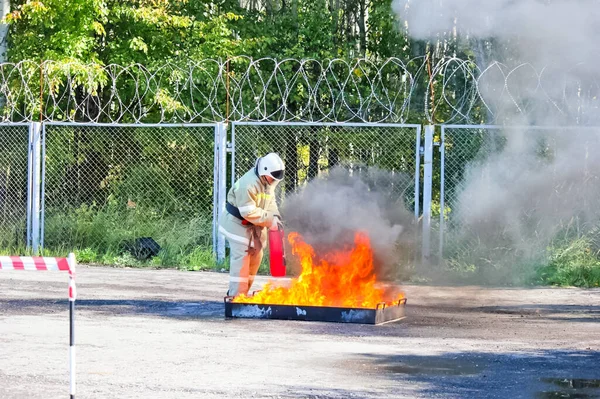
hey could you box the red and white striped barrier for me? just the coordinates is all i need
[0,253,77,399]
[0,256,69,271]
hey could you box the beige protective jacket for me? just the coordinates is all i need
[228,169,280,227]
[219,168,280,248]
[219,168,280,296]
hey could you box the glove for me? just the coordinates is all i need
[269,216,281,231]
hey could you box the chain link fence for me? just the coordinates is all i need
[0,124,30,251]
[438,125,600,282]
[230,122,422,273]
[9,119,599,277]
[6,120,599,279]
[437,126,505,266]
[232,123,421,209]
[42,123,217,267]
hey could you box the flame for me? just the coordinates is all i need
[233,231,404,308]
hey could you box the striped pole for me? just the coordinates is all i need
[0,253,77,398]
[68,253,77,399]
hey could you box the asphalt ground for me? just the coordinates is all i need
[1,266,599,398]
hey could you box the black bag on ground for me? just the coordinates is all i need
[124,237,161,261]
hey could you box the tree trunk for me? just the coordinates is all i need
[285,132,298,194]
[265,0,275,16]
[0,0,10,112]
[307,133,319,180]
[291,0,299,37]
[358,0,366,56]
[75,85,102,123]
[328,147,339,169]
[345,0,352,48]
[0,0,9,62]
[327,128,339,170]
[332,0,340,49]
[1,165,8,224]
[472,38,494,124]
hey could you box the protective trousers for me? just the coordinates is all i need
[220,213,268,297]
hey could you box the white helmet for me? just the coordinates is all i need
[256,153,285,181]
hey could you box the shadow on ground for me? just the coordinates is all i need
[0,298,225,319]
[287,303,600,338]
[274,386,400,399]
[476,305,600,323]
[346,349,600,399]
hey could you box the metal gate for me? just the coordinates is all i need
[437,124,600,265]
[40,122,218,262]
[215,122,423,262]
[0,123,31,250]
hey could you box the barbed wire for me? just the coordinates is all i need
[0,57,597,124]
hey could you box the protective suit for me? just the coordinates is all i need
[219,153,284,297]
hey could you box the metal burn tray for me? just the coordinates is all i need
[224,297,406,325]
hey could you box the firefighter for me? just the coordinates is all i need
[219,153,284,297]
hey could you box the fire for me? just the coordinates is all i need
[233,231,404,308]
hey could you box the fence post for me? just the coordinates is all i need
[40,122,47,249]
[216,122,227,264]
[26,123,33,249]
[421,125,434,262]
[439,125,446,261]
[212,125,219,256]
[414,125,422,220]
[26,122,42,253]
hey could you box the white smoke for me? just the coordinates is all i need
[281,167,417,280]
[394,0,600,282]
[399,1,599,40]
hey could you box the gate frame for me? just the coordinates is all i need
[437,124,596,260]
[0,122,38,251]
[39,122,219,254]
[438,124,503,260]
[220,121,423,263]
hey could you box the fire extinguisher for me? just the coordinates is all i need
[268,224,286,277]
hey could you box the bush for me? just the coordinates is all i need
[75,247,98,264]
[42,203,215,269]
[179,247,216,271]
[536,238,600,288]
[434,227,600,287]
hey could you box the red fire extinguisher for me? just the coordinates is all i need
[268,224,286,277]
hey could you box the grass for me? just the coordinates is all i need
[3,203,599,287]
[0,202,273,275]
[434,232,600,288]
[38,202,220,270]
[0,201,277,278]
[535,238,600,288]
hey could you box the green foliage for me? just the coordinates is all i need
[179,247,216,271]
[4,0,435,121]
[536,238,600,288]
[429,226,600,288]
[6,0,594,289]
[6,0,246,64]
[43,204,215,268]
[75,247,97,263]
[6,0,108,62]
